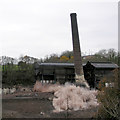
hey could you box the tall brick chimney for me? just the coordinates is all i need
[70,13,89,88]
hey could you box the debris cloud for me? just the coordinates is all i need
[33,81,99,112]
[53,85,99,112]
[33,80,62,93]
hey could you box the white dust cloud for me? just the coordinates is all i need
[33,81,99,112]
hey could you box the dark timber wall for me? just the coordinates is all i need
[35,63,75,84]
[34,62,118,88]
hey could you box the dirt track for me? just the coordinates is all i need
[2,92,98,118]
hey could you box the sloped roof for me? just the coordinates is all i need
[38,62,74,66]
[90,62,118,69]
[36,62,118,69]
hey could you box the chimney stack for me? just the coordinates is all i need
[70,13,89,88]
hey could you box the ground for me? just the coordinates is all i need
[2,90,98,118]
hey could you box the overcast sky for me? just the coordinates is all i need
[0,0,118,59]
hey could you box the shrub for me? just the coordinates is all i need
[2,63,35,87]
[96,69,120,119]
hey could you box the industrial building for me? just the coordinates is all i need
[34,61,118,88]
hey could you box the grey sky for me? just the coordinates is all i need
[0,0,118,59]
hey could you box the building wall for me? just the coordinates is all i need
[35,62,117,87]
[36,65,75,84]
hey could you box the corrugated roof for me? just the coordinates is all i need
[36,62,118,69]
[38,63,74,66]
[90,62,118,69]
